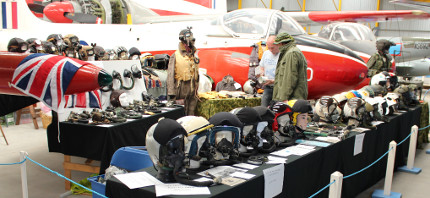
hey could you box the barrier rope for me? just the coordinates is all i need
[308,180,336,198]
[419,124,430,131]
[0,158,26,165]
[0,155,108,198]
[24,156,108,198]
[309,123,426,197]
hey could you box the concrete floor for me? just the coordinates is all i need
[1,105,430,198]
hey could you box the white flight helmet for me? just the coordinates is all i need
[371,72,388,87]
[243,79,256,94]
[176,116,212,169]
[384,92,400,115]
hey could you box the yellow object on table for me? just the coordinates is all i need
[196,97,261,119]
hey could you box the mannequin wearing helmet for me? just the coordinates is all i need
[7,38,28,53]
[367,39,395,78]
[146,118,214,186]
[167,27,200,115]
[270,100,311,147]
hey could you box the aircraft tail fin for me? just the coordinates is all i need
[0,0,43,31]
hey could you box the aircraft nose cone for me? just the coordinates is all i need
[98,69,113,87]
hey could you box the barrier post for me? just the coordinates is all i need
[398,125,422,174]
[372,141,401,198]
[20,151,28,198]
[328,171,343,198]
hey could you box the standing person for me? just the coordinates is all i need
[367,39,395,78]
[167,27,200,115]
[257,35,280,107]
[272,32,308,103]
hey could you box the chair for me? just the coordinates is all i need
[110,146,153,171]
[88,146,153,198]
[15,105,40,129]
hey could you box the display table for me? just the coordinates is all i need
[196,97,261,119]
[47,106,185,189]
[105,105,421,198]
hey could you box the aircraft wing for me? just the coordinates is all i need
[287,10,430,26]
[390,0,430,13]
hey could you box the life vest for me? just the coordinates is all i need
[174,50,199,82]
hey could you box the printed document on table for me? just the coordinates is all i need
[155,183,210,197]
[114,172,162,189]
[271,144,315,157]
[354,133,365,156]
[263,164,284,198]
[197,165,247,178]
[266,156,287,164]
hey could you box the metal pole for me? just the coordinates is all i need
[384,141,397,196]
[329,171,343,198]
[20,151,28,198]
[407,125,418,169]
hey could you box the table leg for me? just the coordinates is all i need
[63,155,101,190]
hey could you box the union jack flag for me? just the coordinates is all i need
[64,89,102,109]
[11,53,91,111]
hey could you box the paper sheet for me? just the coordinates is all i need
[198,166,247,178]
[233,163,259,170]
[230,172,256,179]
[354,133,365,156]
[263,164,284,198]
[271,144,315,157]
[155,183,210,197]
[114,172,162,189]
[266,156,287,164]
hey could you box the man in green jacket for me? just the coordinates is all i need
[367,39,395,78]
[272,32,308,102]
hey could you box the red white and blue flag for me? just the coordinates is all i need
[1,0,18,29]
[64,89,102,109]
[10,53,101,111]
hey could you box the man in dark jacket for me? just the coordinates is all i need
[272,32,308,102]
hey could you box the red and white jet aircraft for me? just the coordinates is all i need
[2,0,429,100]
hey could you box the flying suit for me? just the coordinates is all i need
[272,41,308,101]
[367,52,391,78]
[167,43,199,115]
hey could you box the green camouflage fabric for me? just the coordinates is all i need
[367,52,390,77]
[273,41,308,101]
[196,97,261,119]
[418,102,429,148]
[274,32,295,44]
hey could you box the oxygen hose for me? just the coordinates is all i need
[173,162,214,187]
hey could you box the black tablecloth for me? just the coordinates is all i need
[106,106,421,198]
[47,107,185,174]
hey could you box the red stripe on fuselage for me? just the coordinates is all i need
[184,0,212,8]
[150,9,191,16]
